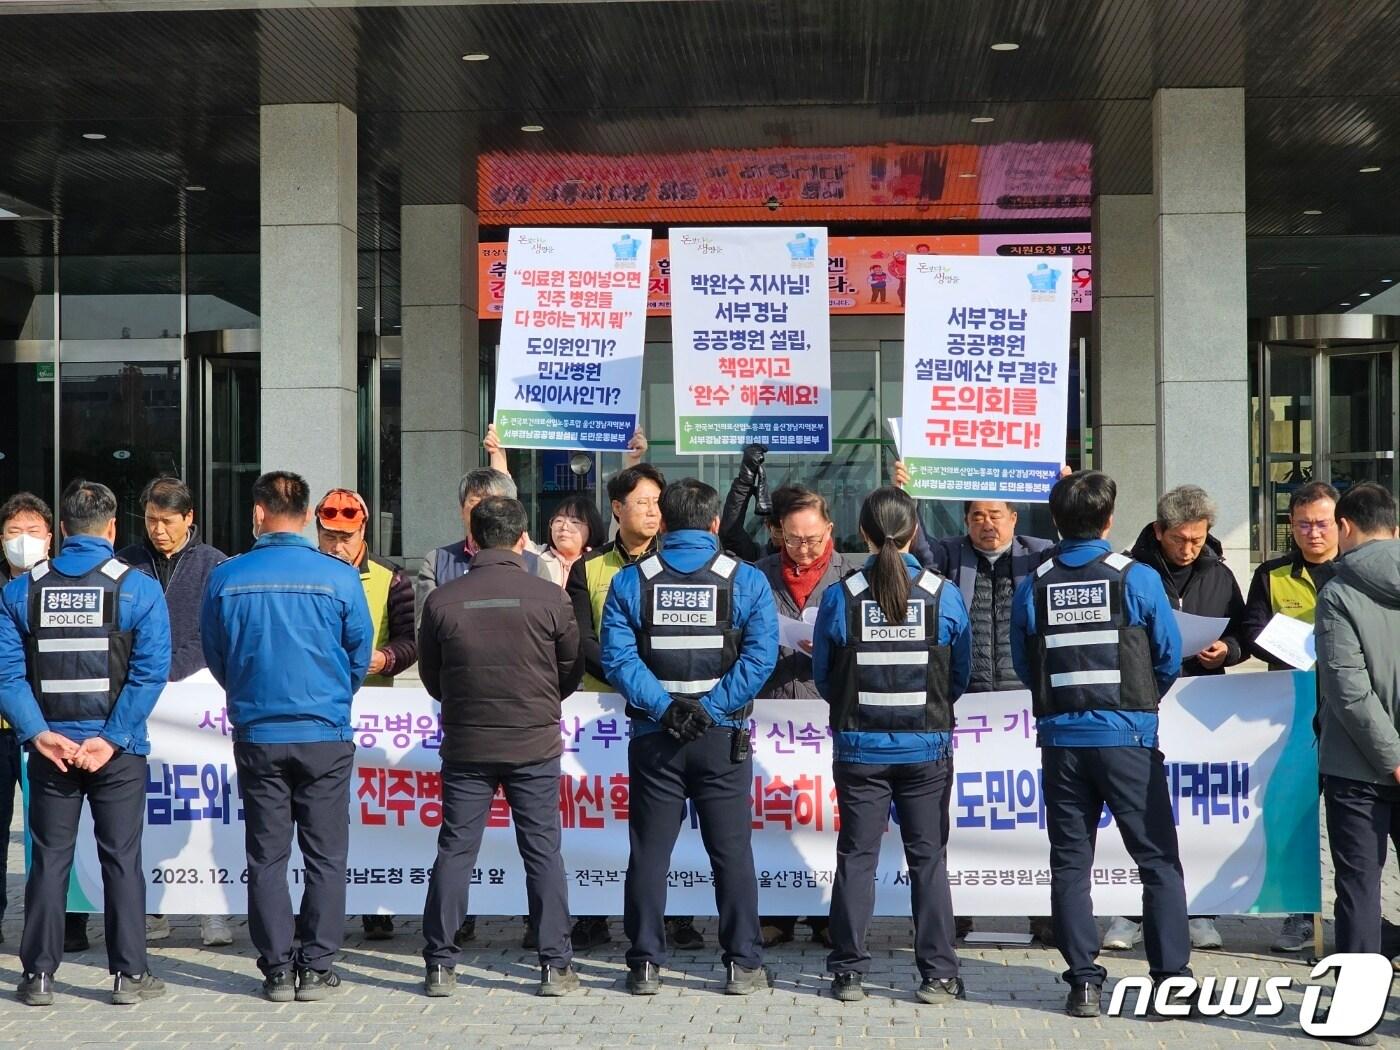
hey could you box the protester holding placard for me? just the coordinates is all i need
[811,486,971,1005]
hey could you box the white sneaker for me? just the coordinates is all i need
[1101,916,1142,950]
[201,915,234,947]
[145,914,171,942]
[1188,917,1223,949]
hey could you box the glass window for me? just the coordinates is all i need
[59,361,182,550]
[60,255,180,340]
[187,254,259,331]
[0,360,55,506]
[0,252,55,340]
[379,356,402,557]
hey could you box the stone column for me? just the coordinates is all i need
[1092,193,1159,548]
[399,204,479,566]
[1154,87,1250,582]
[259,103,358,503]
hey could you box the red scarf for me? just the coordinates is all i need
[781,540,833,610]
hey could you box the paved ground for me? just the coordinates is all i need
[0,827,1395,1049]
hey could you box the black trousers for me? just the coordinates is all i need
[0,729,20,922]
[826,758,958,980]
[21,749,147,976]
[422,756,573,969]
[1042,746,1191,986]
[1324,775,1400,955]
[234,740,353,975]
[624,727,762,970]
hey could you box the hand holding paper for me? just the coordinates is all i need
[1253,613,1317,671]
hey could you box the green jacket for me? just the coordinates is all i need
[565,536,658,691]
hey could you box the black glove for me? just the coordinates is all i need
[740,443,767,475]
[660,697,704,741]
[660,697,713,743]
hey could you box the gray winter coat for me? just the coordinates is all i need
[1315,538,1400,786]
[754,550,858,699]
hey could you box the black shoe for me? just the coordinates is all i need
[17,972,54,1007]
[424,964,455,998]
[831,972,865,1002]
[294,967,342,1002]
[112,972,166,1005]
[63,915,89,953]
[1028,916,1057,948]
[1065,981,1101,1018]
[1307,1008,1380,1045]
[916,976,966,1003]
[955,916,974,939]
[538,964,580,997]
[262,970,295,1003]
[665,917,704,950]
[724,962,772,995]
[571,917,611,951]
[626,962,661,995]
[453,916,476,948]
[522,916,538,951]
[361,915,394,941]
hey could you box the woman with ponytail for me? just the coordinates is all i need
[811,486,972,1004]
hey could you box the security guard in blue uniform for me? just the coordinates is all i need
[1009,470,1188,1019]
[812,486,972,1004]
[0,480,172,1007]
[601,478,778,996]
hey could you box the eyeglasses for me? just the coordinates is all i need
[1292,519,1335,533]
[551,516,586,530]
[784,531,830,551]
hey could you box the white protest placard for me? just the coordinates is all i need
[901,255,1071,501]
[670,227,831,455]
[493,227,651,451]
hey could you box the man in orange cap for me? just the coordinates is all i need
[314,488,417,942]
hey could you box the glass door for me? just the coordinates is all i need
[201,355,260,556]
[1324,348,1398,493]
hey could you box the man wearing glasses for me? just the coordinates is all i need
[1241,479,1339,954]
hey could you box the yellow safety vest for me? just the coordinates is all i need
[580,540,657,691]
[360,556,394,687]
[1266,559,1321,624]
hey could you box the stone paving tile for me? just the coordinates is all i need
[0,816,1396,1049]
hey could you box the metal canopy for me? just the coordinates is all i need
[0,0,1397,315]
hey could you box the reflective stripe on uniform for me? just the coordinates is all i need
[1049,669,1121,688]
[1103,552,1133,572]
[857,690,927,707]
[1042,630,1119,649]
[31,561,51,581]
[657,677,720,693]
[844,571,868,596]
[100,559,129,581]
[855,650,928,666]
[711,554,737,579]
[650,635,724,650]
[36,638,109,653]
[915,571,942,597]
[639,556,664,579]
[1035,558,1056,578]
[40,677,110,694]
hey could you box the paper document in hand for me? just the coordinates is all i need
[1172,610,1230,657]
[779,614,816,651]
[1253,613,1317,671]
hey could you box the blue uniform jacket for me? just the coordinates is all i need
[200,532,373,743]
[812,553,972,764]
[1009,537,1182,748]
[600,529,778,736]
[0,534,172,754]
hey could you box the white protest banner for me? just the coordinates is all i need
[493,227,651,451]
[51,673,1318,916]
[901,255,1071,502]
[669,227,831,455]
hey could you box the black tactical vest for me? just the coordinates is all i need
[25,558,134,723]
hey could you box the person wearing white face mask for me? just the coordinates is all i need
[0,492,56,946]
